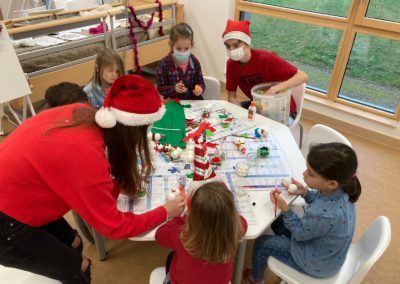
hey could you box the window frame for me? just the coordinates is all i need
[235,0,400,121]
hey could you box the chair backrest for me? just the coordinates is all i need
[202,76,221,100]
[292,83,306,116]
[347,216,391,283]
[0,265,61,284]
[288,83,305,129]
[301,124,352,157]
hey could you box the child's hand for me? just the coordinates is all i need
[265,85,281,95]
[193,84,203,96]
[289,178,308,197]
[175,81,187,94]
[270,189,289,212]
[163,195,186,218]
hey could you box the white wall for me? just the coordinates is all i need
[0,0,12,19]
[178,0,234,82]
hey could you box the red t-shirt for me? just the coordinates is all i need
[155,215,248,284]
[226,49,298,113]
[0,103,167,239]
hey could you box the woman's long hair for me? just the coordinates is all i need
[104,123,153,196]
[307,142,362,203]
[181,182,244,263]
[49,105,152,196]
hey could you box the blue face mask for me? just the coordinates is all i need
[173,49,191,62]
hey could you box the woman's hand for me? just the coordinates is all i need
[175,81,187,93]
[288,178,308,197]
[270,189,289,212]
[163,195,186,218]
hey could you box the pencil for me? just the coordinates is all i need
[240,185,278,189]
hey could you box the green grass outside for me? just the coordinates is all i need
[245,1,400,112]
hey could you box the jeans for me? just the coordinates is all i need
[0,211,90,284]
[250,216,303,282]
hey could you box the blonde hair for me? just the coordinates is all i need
[92,48,125,89]
[180,182,244,263]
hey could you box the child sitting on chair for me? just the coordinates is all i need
[156,181,247,284]
[243,143,362,283]
[222,20,308,118]
[156,22,206,100]
[84,48,125,108]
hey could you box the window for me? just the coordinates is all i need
[237,0,400,119]
[247,0,351,17]
[247,13,342,94]
[340,34,400,113]
[366,0,400,23]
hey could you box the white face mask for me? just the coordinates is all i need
[227,47,245,61]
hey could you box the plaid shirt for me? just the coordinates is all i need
[156,53,205,100]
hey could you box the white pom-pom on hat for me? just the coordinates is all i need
[95,107,117,128]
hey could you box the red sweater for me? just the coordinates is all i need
[0,103,167,239]
[155,215,248,284]
[226,49,298,113]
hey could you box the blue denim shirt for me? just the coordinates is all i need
[84,82,106,109]
[283,188,355,278]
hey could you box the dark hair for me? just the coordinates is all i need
[307,142,361,203]
[169,22,194,45]
[104,123,153,196]
[45,82,88,108]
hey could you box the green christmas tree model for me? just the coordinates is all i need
[151,100,188,148]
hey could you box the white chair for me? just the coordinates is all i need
[268,216,391,284]
[301,124,352,158]
[149,267,166,284]
[202,76,221,100]
[288,83,306,148]
[291,124,352,212]
[0,265,61,284]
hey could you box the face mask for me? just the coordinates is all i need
[227,47,245,61]
[173,49,191,62]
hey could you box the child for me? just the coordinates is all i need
[155,182,247,284]
[222,20,308,118]
[84,48,125,108]
[45,82,88,108]
[156,22,206,100]
[244,142,362,283]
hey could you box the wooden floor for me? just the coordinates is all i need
[1,90,399,283]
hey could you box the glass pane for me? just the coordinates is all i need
[366,0,400,23]
[245,12,342,94]
[246,0,351,17]
[340,34,400,113]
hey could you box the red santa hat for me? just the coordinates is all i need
[222,20,251,45]
[95,75,165,128]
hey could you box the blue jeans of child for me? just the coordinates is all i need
[251,216,303,282]
[0,211,90,284]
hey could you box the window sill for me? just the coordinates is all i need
[303,93,400,150]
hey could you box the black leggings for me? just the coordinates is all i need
[0,211,90,284]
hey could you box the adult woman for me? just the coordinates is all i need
[0,75,185,283]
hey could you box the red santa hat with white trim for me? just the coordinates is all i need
[95,75,165,128]
[222,19,251,45]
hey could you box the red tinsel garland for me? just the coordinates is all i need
[127,0,164,75]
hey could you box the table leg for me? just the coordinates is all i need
[232,239,247,284]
